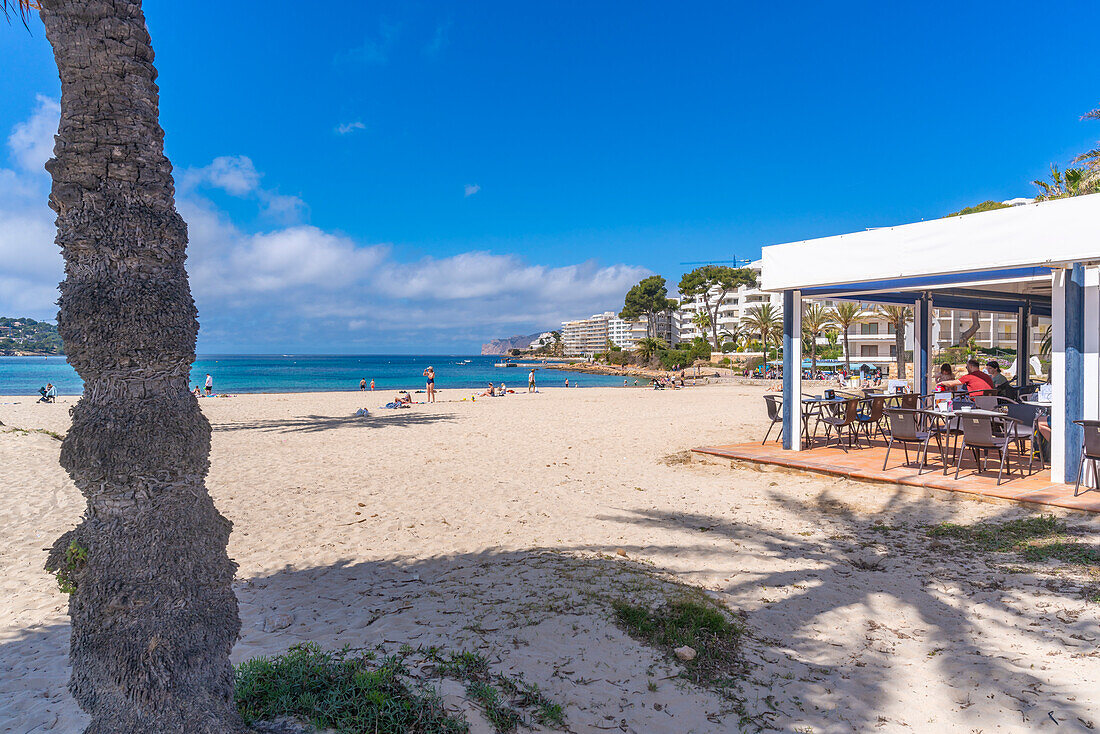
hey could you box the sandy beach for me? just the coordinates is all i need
[1,384,1098,733]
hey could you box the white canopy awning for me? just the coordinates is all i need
[761,194,1100,292]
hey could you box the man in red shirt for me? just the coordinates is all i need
[939,358,995,397]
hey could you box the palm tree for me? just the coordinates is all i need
[828,302,866,372]
[6,2,244,730]
[1074,104,1100,190]
[1033,164,1095,200]
[742,303,782,360]
[877,305,913,380]
[801,303,832,374]
[718,324,745,352]
[691,309,712,341]
[634,337,666,363]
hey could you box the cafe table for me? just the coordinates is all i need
[800,395,861,448]
[920,408,1023,476]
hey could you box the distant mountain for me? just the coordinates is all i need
[481,332,543,355]
[0,317,64,355]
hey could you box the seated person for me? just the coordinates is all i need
[938,358,995,397]
[192,385,202,397]
[986,360,1009,389]
[934,363,956,390]
[481,382,495,397]
[38,383,57,403]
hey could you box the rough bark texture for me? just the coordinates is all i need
[38,2,245,732]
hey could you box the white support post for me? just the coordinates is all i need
[1052,266,1086,483]
[1085,266,1100,423]
[912,295,931,395]
[781,290,803,451]
[1052,269,1066,482]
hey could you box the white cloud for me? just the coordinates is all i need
[180,155,307,223]
[0,96,651,348]
[0,97,61,319]
[7,95,59,173]
[181,155,261,196]
[464,183,481,197]
[337,121,366,135]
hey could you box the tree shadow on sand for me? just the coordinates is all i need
[211,412,456,434]
[593,486,1099,731]
[2,550,764,734]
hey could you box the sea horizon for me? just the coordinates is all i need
[0,353,627,396]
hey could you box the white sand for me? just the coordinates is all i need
[1,385,1098,733]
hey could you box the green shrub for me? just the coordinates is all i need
[235,644,466,733]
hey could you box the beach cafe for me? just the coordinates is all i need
[696,194,1100,511]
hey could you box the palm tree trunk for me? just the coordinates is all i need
[842,327,851,372]
[810,334,818,373]
[895,325,905,381]
[39,2,244,732]
[709,306,720,351]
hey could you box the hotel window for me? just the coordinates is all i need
[860,323,879,335]
[861,345,878,357]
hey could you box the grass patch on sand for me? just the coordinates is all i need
[611,595,748,698]
[928,515,1100,568]
[236,643,465,733]
[236,643,565,734]
[427,649,565,731]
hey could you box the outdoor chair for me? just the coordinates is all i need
[762,395,783,444]
[856,396,887,442]
[1072,420,1100,496]
[972,395,1016,412]
[1005,403,1043,470]
[952,413,1027,485]
[882,408,941,474]
[819,398,861,452]
[1017,383,1040,400]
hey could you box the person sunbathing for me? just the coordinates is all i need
[481,382,496,397]
[395,391,413,406]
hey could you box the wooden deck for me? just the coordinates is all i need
[692,437,1100,513]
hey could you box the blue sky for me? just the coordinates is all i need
[1,1,1097,352]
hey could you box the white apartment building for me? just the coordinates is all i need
[675,264,783,347]
[527,331,557,350]
[561,311,674,356]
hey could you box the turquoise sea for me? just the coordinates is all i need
[0,354,629,396]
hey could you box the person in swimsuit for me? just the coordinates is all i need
[424,366,436,403]
[359,378,366,391]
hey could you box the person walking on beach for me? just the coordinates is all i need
[565,378,569,388]
[370,378,375,391]
[528,369,537,393]
[359,378,366,391]
[204,373,213,396]
[424,365,436,403]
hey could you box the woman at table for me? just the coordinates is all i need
[935,363,956,389]
[937,358,995,397]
